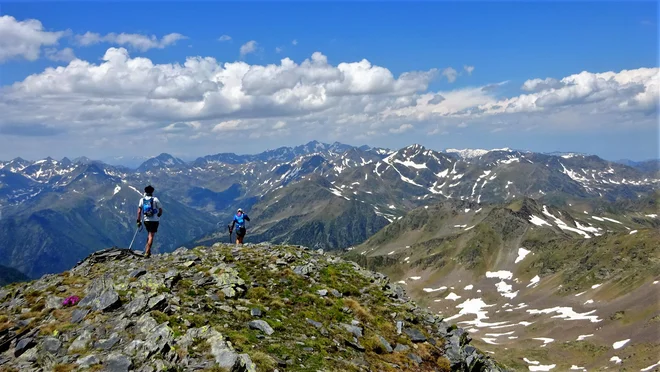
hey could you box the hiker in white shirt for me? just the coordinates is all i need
[136,185,163,258]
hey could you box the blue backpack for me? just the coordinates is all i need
[235,214,246,227]
[142,197,156,217]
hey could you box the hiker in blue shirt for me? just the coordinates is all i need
[229,208,250,245]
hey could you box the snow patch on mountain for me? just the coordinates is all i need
[527,275,540,288]
[526,307,601,322]
[515,248,532,263]
[499,157,519,165]
[436,169,449,178]
[445,148,512,159]
[445,292,461,301]
[612,339,630,350]
[641,361,660,371]
[542,205,591,238]
[423,286,447,293]
[602,217,623,224]
[394,159,427,169]
[529,215,551,226]
[486,271,513,280]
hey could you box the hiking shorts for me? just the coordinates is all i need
[236,226,246,237]
[144,221,159,233]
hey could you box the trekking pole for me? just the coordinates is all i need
[128,225,140,251]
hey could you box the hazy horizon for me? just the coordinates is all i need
[2,140,658,165]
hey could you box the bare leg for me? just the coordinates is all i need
[146,232,155,256]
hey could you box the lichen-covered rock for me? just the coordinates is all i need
[68,330,93,352]
[41,337,61,354]
[248,320,274,335]
[105,353,132,372]
[377,335,393,353]
[403,327,427,343]
[210,266,247,298]
[76,354,100,367]
[126,294,148,315]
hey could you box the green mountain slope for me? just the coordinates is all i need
[0,244,507,371]
[346,198,660,371]
[190,176,390,250]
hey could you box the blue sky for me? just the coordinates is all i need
[0,1,658,160]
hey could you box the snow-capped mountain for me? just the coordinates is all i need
[444,147,514,159]
[193,140,356,166]
[2,142,657,213]
[136,153,186,173]
[1,141,658,279]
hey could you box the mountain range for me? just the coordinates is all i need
[1,141,658,280]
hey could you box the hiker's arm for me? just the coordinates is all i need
[230,220,235,231]
[136,207,142,223]
[157,207,163,218]
[245,215,250,222]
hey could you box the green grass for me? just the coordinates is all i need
[458,224,501,275]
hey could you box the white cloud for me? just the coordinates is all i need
[390,124,413,133]
[0,42,656,157]
[442,67,458,83]
[75,31,186,51]
[212,120,243,132]
[218,35,232,42]
[521,77,564,92]
[75,31,101,46]
[44,47,76,62]
[275,47,283,53]
[428,94,445,105]
[240,40,258,57]
[481,68,659,115]
[0,15,67,62]
[163,121,201,132]
[292,39,298,46]
[464,65,475,75]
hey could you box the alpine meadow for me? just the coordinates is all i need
[0,2,658,372]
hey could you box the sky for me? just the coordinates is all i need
[0,1,658,161]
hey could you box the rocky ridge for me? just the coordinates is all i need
[0,244,507,371]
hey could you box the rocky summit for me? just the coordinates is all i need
[0,244,507,371]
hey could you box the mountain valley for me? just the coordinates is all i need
[346,196,660,371]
